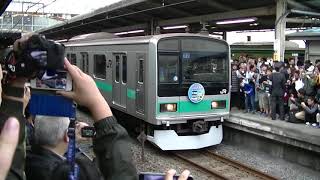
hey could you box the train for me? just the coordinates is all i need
[231,41,305,60]
[64,33,230,150]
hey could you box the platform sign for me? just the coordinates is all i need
[188,83,205,103]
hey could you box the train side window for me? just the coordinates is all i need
[138,59,144,83]
[80,52,89,73]
[70,54,77,65]
[115,55,120,82]
[122,55,127,84]
[93,54,106,79]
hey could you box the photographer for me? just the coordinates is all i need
[25,115,102,180]
[0,34,190,180]
[0,34,34,180]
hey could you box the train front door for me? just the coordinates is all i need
[112,53,127,109]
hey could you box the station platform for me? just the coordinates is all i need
[223,110,320,170]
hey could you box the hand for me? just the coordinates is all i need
[22,86,31,116]
[301,102,306,107]
[58,59,112,121]
[0,66,2,106]
[0,118,20,180]
[75,122,90,142]
[165,169,190,180]
[13,33,34,52]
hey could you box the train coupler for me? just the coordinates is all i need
[192,120,208,133]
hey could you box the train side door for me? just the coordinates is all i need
[112,53,127,109]
[80,52,89,74]
[136,54,145,114]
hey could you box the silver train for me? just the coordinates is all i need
[65,33,230,150]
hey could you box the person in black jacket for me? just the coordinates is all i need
[270,63,286,120]
[231,63,240,109]
[28,59,190,180]
[25,115,103,180]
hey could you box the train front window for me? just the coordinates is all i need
[181,39,228,83]
[158,55,179,83]
[182,52,228,83]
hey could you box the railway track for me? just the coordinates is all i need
[172,149,278,180]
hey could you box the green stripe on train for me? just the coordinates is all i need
[127,89,136,100]
[95,80,112,92]
[157,98,229,114]
[95,80,136,100]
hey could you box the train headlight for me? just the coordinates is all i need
[211,101,219,109]
[211,101,226,109]
[160,103,177,112]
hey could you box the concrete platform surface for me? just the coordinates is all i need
[227,110,320,153]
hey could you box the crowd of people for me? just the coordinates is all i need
[231,55,320,127]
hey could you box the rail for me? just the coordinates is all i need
[172,149,278,180]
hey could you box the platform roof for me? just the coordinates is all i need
[0,0,11,16]
[34,0,320,40]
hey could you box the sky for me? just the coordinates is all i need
[7,0,122,14]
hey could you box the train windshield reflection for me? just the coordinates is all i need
[182,52,228,83]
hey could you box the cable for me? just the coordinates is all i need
[34,0,57,13]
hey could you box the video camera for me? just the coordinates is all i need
[1,34,65,82]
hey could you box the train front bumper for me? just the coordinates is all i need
[147,125,223,150]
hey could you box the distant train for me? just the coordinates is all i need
[64,33,230,150]
[231,41,305,60]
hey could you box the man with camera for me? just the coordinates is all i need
[0,35,190,180]
[25,115,102,180]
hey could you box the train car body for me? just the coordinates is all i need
[231,41,305,60]
[65,33,230,150]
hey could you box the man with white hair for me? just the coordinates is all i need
[25,116,101,180]
[33,115,70,155]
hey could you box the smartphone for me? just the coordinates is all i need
[139,173,193,180]
[30,70,72,91]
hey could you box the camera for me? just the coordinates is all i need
[1,34,65,81]
[81,126,96,138]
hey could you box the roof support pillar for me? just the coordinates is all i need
[274,0,287,62]
[148,18,158,35]
[222,32,227,41]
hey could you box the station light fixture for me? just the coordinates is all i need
[114,29,144,36]
[163,25,188,30]
[216,18,257,25]
[250,23,259,26]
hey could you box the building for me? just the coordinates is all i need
[0,1,77,33]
